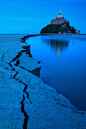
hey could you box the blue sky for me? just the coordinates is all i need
[0,0,86,34]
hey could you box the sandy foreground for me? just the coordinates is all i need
[0,34,86,129]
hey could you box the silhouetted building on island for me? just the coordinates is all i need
[51,7,80,34]
[41,8,80,34]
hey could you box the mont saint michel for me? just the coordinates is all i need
[41,8,80,34]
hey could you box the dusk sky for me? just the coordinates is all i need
[0,0,86,34]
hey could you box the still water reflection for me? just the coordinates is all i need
[42,39,69,55]
[27,35,86,111]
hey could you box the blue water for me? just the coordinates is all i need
[27,35,86,111]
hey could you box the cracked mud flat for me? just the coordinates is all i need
[0,34,86,129]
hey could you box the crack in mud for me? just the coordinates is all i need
[7,44,37,129]
[15,59,20,66]
[19,80,32,104]
[11,45,32,63]
[2,50,9,60]
[21,94,29,129]
[8,63,31,128]
[8,61,29,129]
[19,65,41,77]
[14,72,18,79]
[2,54,4,60]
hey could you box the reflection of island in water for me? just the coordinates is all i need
[42,38,69,55]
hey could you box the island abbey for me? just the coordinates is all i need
[51,8,69,25]
[40,8,80,34]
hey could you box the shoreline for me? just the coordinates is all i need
[20,33,86,42]
[0,34,86,128]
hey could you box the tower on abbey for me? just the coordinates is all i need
[51,8,69,25]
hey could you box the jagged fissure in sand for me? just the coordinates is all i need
[7,44,39,129]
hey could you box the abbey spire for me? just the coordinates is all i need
[58,7,62,18]
[51,7,69,25]
[60,7,61,15]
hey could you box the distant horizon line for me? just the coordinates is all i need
[0,33,86,35]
